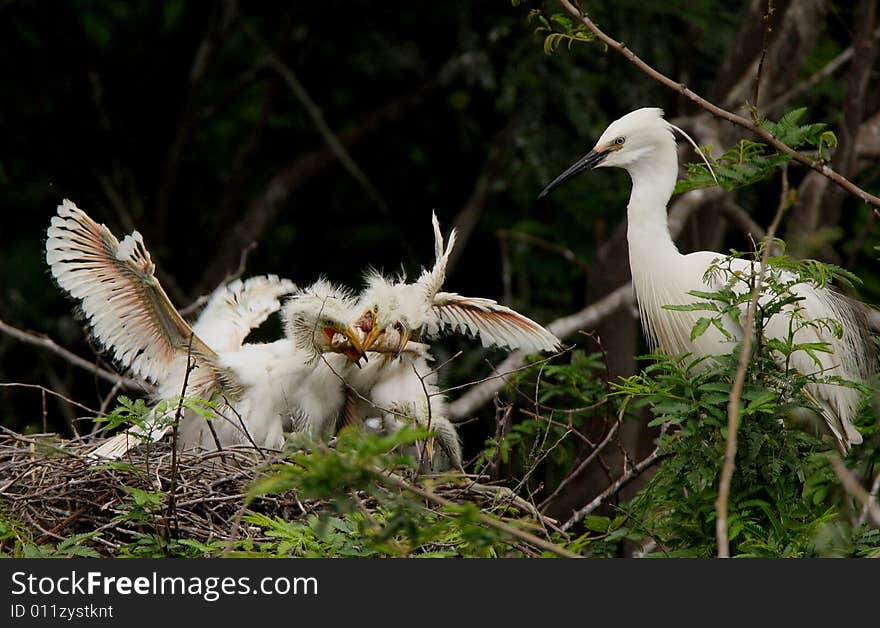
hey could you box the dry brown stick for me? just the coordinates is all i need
[557,0,880,208]
[829,457,880,527]
[716,167,789,558]
[164,335,197,542]
[0,383,100,417]
[377,469,580,558]
[750,0,775,116]
[560,443,663,532]
[538,416,620,511]
[0,319,146,392]
[858,470,880,527]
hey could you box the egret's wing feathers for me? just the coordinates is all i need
[417,212,457,299]
[46,199,225,386]
[429,292,561,353]
[193,275,297,353]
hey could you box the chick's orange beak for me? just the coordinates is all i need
[325,326,367,365]
[361,324,384,352]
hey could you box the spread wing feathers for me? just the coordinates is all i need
[89,411,173,460]
[417,212,457,300]
[193,275,297,353]
[46,199,228,388]
[428,292,561,353]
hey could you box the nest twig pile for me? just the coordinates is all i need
[0,430,553,557]
[0,431,300,555]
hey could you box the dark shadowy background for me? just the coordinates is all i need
[2,1,877,513]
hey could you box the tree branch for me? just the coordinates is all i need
[557,0,880,208]
[0,318,148,392]
[716,167,789,558]
[829,456,880,528]
[377,468,581,558]
[560,443,663,532]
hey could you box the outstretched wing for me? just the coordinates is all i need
[417,211,457,300]
[46,199,223,385]
[428,292,561,353]
[193,275,297,353]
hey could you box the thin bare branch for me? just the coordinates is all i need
[560,443,663,532]
[557,0,880,208]
[0,318,148,392]
[830,457,880,527]
[378,468,581,558]
[716,166,789,558]
[538,415,620,511]
[750,0,775,116]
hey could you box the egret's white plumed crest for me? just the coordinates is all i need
[540,108,875,451]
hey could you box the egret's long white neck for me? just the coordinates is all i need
[625,138,680,268]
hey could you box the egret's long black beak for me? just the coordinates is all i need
[537,148,608,199]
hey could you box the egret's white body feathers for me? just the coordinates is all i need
[193,275,297,353]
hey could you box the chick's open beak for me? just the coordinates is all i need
[328,326,367,365]
[361,323,384,353]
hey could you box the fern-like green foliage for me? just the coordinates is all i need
[527,9,595,55]
[0,508,100,558]
[245,428,515,557]
[496,251,878,557]
[675,109,838,194]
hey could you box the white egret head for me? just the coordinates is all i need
[354,271,430,357]
[282,279,366,363]
[538,107,715,197]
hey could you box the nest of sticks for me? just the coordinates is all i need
[0,430,553,557]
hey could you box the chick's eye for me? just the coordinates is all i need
[614,137,625,146]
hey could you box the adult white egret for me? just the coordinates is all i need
[46,200,367,458]
[538,107,874,451]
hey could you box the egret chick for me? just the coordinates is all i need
[46,200,366,458]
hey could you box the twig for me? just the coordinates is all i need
[0,318,147,392]
[858,470,880,527]
[538,415,621,511]
[750,0,775,118]
[829,457,880,527]
[0,382,101,416]
[716,166,789,558]
[165,335,196,542]
[560,443,663,532]
[557,0,880,208]
[378,469,580,558]
[496,229,592,275]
